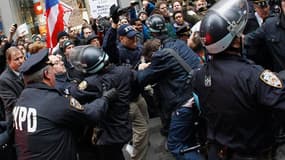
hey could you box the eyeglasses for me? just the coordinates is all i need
[175,15,183,19]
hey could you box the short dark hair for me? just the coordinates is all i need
[130,18,142,25]
[173,10,183,19]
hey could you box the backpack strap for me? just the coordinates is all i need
[164,48,192,72]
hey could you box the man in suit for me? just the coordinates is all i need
[0,46,25,160]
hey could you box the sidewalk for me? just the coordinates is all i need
[124,117,175,160]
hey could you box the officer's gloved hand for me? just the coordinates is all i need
[110,4,120,24]
[103,88,118,102]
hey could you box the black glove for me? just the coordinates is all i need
[103,88,118,102]
[110,4,120,24]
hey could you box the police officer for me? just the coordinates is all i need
[103,4,143,66]
[243,0,273,70]
[13,48,117,160]
[68,46,132,160]
[104,5,150,160]
[244,0,285,72]
[192,0,285,159]
[136,14,203,159]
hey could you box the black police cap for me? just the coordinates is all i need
[253,0,268,7]
[20,48,50,75]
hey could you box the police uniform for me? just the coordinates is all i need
[243,0,274,70]
[245,13,285,72]
[14,49,110,160]
[102,24,143,66]
[69,64,132,160]
[192,53,285,159]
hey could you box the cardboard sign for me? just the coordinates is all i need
[89,0,117,18]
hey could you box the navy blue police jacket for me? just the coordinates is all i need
[245,15,285,72]
[243,12,273,70]
[191,53,285,154]
[69,65,132,145]
[13,82,108,160]
[136,37,201,112]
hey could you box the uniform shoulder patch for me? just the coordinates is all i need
[70,97,84,111]
[78,80,88,91]
[260,70,283,88]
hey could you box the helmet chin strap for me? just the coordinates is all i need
[240,36,245,58]
[225,36,243,56]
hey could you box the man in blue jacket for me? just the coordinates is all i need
[136,14,203,159]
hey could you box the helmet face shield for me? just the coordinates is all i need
[69,45,109,74]
[69,46,87,73]
[200,0,248,54]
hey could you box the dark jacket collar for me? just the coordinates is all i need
[26,82,59,93]
[5,66,21,80]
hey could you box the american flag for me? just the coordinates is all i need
[45,0,64,48]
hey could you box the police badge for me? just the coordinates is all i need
[78,80,88,91]
[260,70,283,88]
[69,97,84,111]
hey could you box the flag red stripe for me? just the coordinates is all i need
[46,2,64,48]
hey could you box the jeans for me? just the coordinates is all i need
[167,107,205,160]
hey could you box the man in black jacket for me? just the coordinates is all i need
[69,46,132,160]
[0,46,25,160]
[136,14,202,159]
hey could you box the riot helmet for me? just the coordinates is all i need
[199,0,248,54]
[146,14,167,33]
[69,45,109,74]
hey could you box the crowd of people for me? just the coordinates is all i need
[0,0,285,159]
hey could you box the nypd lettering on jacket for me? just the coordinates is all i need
[13,106,37,133]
